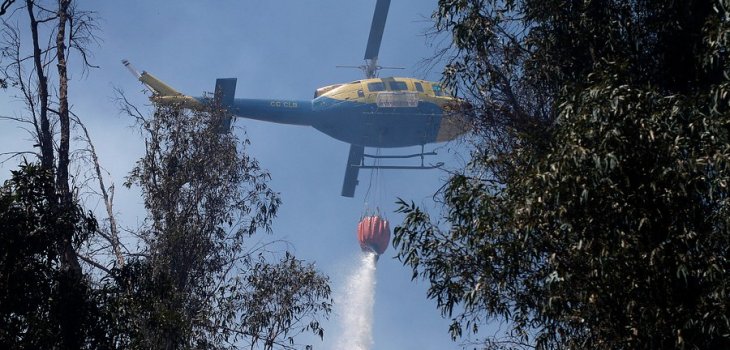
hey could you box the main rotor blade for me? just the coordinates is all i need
[364,0,391,60]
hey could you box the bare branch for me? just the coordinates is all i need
[78,253,112,275]
[72,112,124,267]
[0,150,36,164]
[0,0,15,17]
[114,86,148,124]
[0,114,33,124]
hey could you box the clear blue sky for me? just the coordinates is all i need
[0,1,478,349]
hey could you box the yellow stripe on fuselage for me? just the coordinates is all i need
[316,77,459,106]
[316,77,471,143]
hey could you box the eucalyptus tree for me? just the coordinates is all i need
[395,1,730,349]
[117,101,331,349]
[0,1,106,347]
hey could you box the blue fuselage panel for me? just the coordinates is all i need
[229,97,444,148]
[229,98,313,126]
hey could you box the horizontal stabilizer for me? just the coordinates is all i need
[122,59,200,107]
[139,71,183,97]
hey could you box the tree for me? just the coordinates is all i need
[237,253,332,350]
[0,1,104,347]
[0,0,14,16]
[0,0,15,88]
[3,1,332,348]
[0,162,103,349]
[118,100,332,349]
[394,1,730,349]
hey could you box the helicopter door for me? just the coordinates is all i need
[367,80,419,108]
[375,91,419,108]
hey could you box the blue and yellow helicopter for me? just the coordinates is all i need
[124,0,470,197]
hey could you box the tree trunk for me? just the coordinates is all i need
[55,1,84,348]
[26,0,53,173]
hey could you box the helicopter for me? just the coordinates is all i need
[124,0,470,197]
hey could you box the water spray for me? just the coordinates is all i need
[335,252,378,350]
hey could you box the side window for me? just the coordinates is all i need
[367,82,385,92]
[414,82,424,92]
[357,89,365,98]
[389,81,408,91]
[432,84,443,96]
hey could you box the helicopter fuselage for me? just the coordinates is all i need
[125,0,470,197]
[131,68,470,197]
[222,77,468,148]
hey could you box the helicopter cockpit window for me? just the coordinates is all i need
[414,82,424,92]
[388,81,408,91]
[367,82,385,92]
[432,84,444,96]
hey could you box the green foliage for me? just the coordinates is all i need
[120,104,331,349]
[236,252,332,350]
[0,162,103,349]
[124,104,277,347]
[95,258,203,349]
[0,94,331,350]
[3,2,331,348]
[395,0,730,349]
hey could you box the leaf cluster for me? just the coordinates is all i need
[117,103,330,349]
[395,1,730,349]
[0,162,103,349]
[234,252,332,350]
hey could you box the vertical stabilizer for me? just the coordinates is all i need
[214,78,237,132]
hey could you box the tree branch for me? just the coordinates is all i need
[0,0,15,17]
[78,253,112,275]
[72,112,124,267]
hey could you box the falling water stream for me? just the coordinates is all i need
[335,252,378,350]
